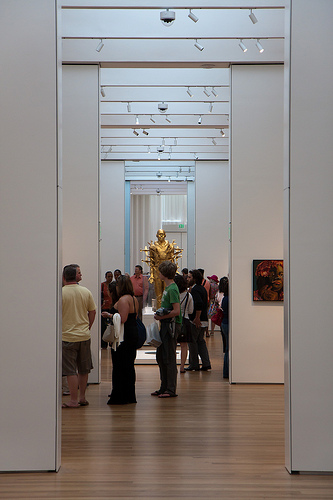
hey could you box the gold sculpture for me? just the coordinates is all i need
[141,229,182,308]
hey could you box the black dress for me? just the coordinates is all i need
[108,305,138,405]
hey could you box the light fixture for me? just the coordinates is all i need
[147,146,151,153]
[174,138,177,146]
[157,153,161,161]
[108,146,112,152]
[249,9,258,24]
[160,9,175,27]
[168,154,171,161]
[188,9,199,23]
[194,39,204,51]
[150,115,156,123]
[211,87,218,97]
[143,129,149,136]
[165,115,171,123]
[135,115,139,125]
[212,138,217,145]
[203,86,210,97]
[220,129,226,137]
[209,102,214,113]
[256,39,264,53]
[168,177,171,182]
[187,87,194,98]
[162,138,165,146]
[158,102,168,113]
[198,115,202,124]
[194,153,199,160]
[239,39,248,52]
[169,146,172,153]
[127,102,131,112]
[133,129,139,136]
[96,39,104,52]
[100,87,106,97]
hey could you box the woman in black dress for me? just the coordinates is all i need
[102,276,139,405]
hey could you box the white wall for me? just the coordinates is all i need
[100,161,125,279]
[62,65,100,383]
[284,0,333,473]
[230,65,284,383]
[195,161,229,278]
[0,0,61,471]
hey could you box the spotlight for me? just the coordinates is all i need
[108,146,112,152]
[194,153,199,160]
[100,87,106,97]
[209,102,214,113]
[169,146,172,153]
[256,39,264,53]
[127,102,131,112]
[165,115,171,123]
[168,176,171,182]
[211,87,218,97]
[187,87,194,98]
[249,9,258,24]
[174,138,177,146]
[162,138,165,146]
[157,153,161,161]
[150,115,156,123]
[143,129,149,136]
[96,39,104,52]
[188,9,199,23]
[147,146,151,153]
[194,39,204,51]
[198,115,202,125]
[212,138,217,145]
[133,129,139,136]
[203,86,210,97]
[158,102,168,113]
[135,115,139,125]
[239,39,248,52]
[220,129,226,137]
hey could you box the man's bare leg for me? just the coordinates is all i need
[78,373,89,403]
[66,374,79,407]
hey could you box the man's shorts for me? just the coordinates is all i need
[62,339,93,376]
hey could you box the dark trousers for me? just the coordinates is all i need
[188,323,211,369]
[101,312,110,349]
[221,323,229,379]
[156,321,177,396]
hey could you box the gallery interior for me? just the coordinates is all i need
[0,0,332,495]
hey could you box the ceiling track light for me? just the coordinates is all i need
[133,129,139,136]
[165,115,171,123]
[220,129,226,137]
[212,138,217,145]
[203,86,210,97]
[96,39,104,52]
[211,87,218,97]
[108,146,112,153]
[135,115,139,125]
[188,9,199,23]
[209,102,214,113]
[143,129,149,136]
[157,153,161,161]
[160,9,175,27]
[249,9,258,24]
[174,138,177,146]
[256,39,264,53]
[198,115,202,125]
[239,39,248,52]
[194,153,199,160]
[147,146,151,153]
[150,115,156,123]
[100,87,106,97]
[162,138,165,146]
[194,39,204,51]
[187,87,194,98]
[127,102,131,112]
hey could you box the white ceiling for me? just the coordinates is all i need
[61,0,285,183]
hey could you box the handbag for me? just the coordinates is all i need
[211,308,223,326]
[102,321,115,344]
[136,316,147,349]
[177,293,193,343]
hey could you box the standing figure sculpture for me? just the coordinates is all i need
[141,229,182,308]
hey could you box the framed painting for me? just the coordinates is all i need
[253,260,283,301]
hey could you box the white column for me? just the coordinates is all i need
[195,161,229,278]
[284,0,333,473]
[62,65,100,383]
[230,65,284,383]
[0,0,61,471]
[100,161,125,279]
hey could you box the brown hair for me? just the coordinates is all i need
[159,261,177,279]
[116,275,134,297]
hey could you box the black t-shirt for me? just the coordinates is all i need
[189,284,208,322]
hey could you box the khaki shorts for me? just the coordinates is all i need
[62,339,93,376]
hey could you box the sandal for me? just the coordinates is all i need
[158,392,178,398]
[79,400,89,406]
[62,402,80,408]
[151,390,162,396]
